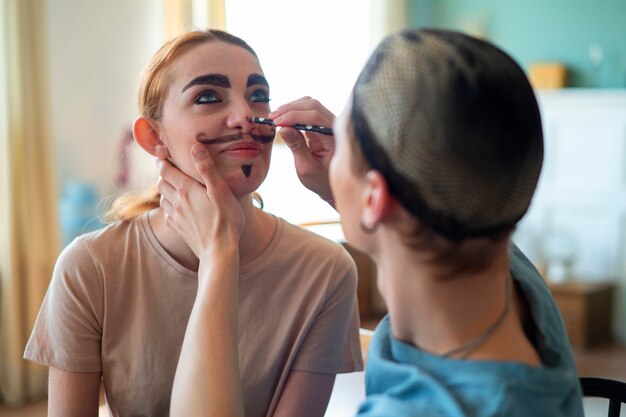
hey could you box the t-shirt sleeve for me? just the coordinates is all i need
[23,236,104,372]
[291,247,364,374]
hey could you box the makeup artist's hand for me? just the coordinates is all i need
[270,97,335,204]
[157,144,244,259]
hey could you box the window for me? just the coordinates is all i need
[224,0,371,226]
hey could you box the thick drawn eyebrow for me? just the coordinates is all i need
[182,74,230,93]
[247,73,269,88]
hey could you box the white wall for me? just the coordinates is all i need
[44,0,163,203]
[514,89,626,343]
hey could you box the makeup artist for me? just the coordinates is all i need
[167,29,584,416]
[23,29,363,417]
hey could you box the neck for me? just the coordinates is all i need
[375,231,540,364]
[148,195,275,271]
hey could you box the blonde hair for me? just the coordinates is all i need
[106,29,258,222]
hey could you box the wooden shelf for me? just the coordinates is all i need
[549,281,614,349]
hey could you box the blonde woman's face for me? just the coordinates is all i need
[158,41,274,196]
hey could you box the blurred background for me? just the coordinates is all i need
[1,0,626,415]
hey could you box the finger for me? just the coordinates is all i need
[273,107,334,126]
[190,143,223,197]
[271,96,332,118]
[269,96,311,117]
[158,195,180,233]
[159,187,185,231]
[307,134,333,156]
[163,210,180,235]
[158,158,194,191]
[300,131,335,160]
[270,98,334,121]
[279,127,317,162]
[159,194,176,218]
[157,175,178,202]
[273,110,334,132]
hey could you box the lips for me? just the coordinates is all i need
[220,141,263,158]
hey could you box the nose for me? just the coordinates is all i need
[225,99,253,133]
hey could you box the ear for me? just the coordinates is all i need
[133,117,170,158]
[361,170,392,229]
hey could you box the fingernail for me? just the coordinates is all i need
[192,144,206,157]
[274,116,284,125]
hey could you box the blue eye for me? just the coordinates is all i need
[195,90,222,104]
[250,89,270,103]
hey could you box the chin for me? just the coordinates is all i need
[225,170,268,198]
[228,182,261,198]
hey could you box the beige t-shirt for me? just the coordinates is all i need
[24,214,363,417]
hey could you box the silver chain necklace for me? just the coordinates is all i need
[440,275,512,360]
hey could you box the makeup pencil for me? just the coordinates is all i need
[251,117,333,136]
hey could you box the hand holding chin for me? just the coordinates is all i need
[157,144,244,259]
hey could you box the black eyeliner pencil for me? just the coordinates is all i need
[251,117,334,136]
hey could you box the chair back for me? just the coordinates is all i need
[580,377,626,417]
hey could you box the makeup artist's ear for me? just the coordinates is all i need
[133,116,170,158]
[360,170,392,228]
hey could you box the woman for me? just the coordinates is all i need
[24,29,363,417]
[166,29,584,416]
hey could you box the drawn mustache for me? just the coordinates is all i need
[196,125,276,145]
[196,133,242,145]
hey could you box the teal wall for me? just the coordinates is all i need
[409,0,626,88]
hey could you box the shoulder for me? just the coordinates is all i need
[68,217,146,264]
[364,320,582,416]
[279,219,352,256]
[358,342,457,417]
[55,219,141,279]
[78,217,142,252]
[278,219,355,268]
[271,219,358,294]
